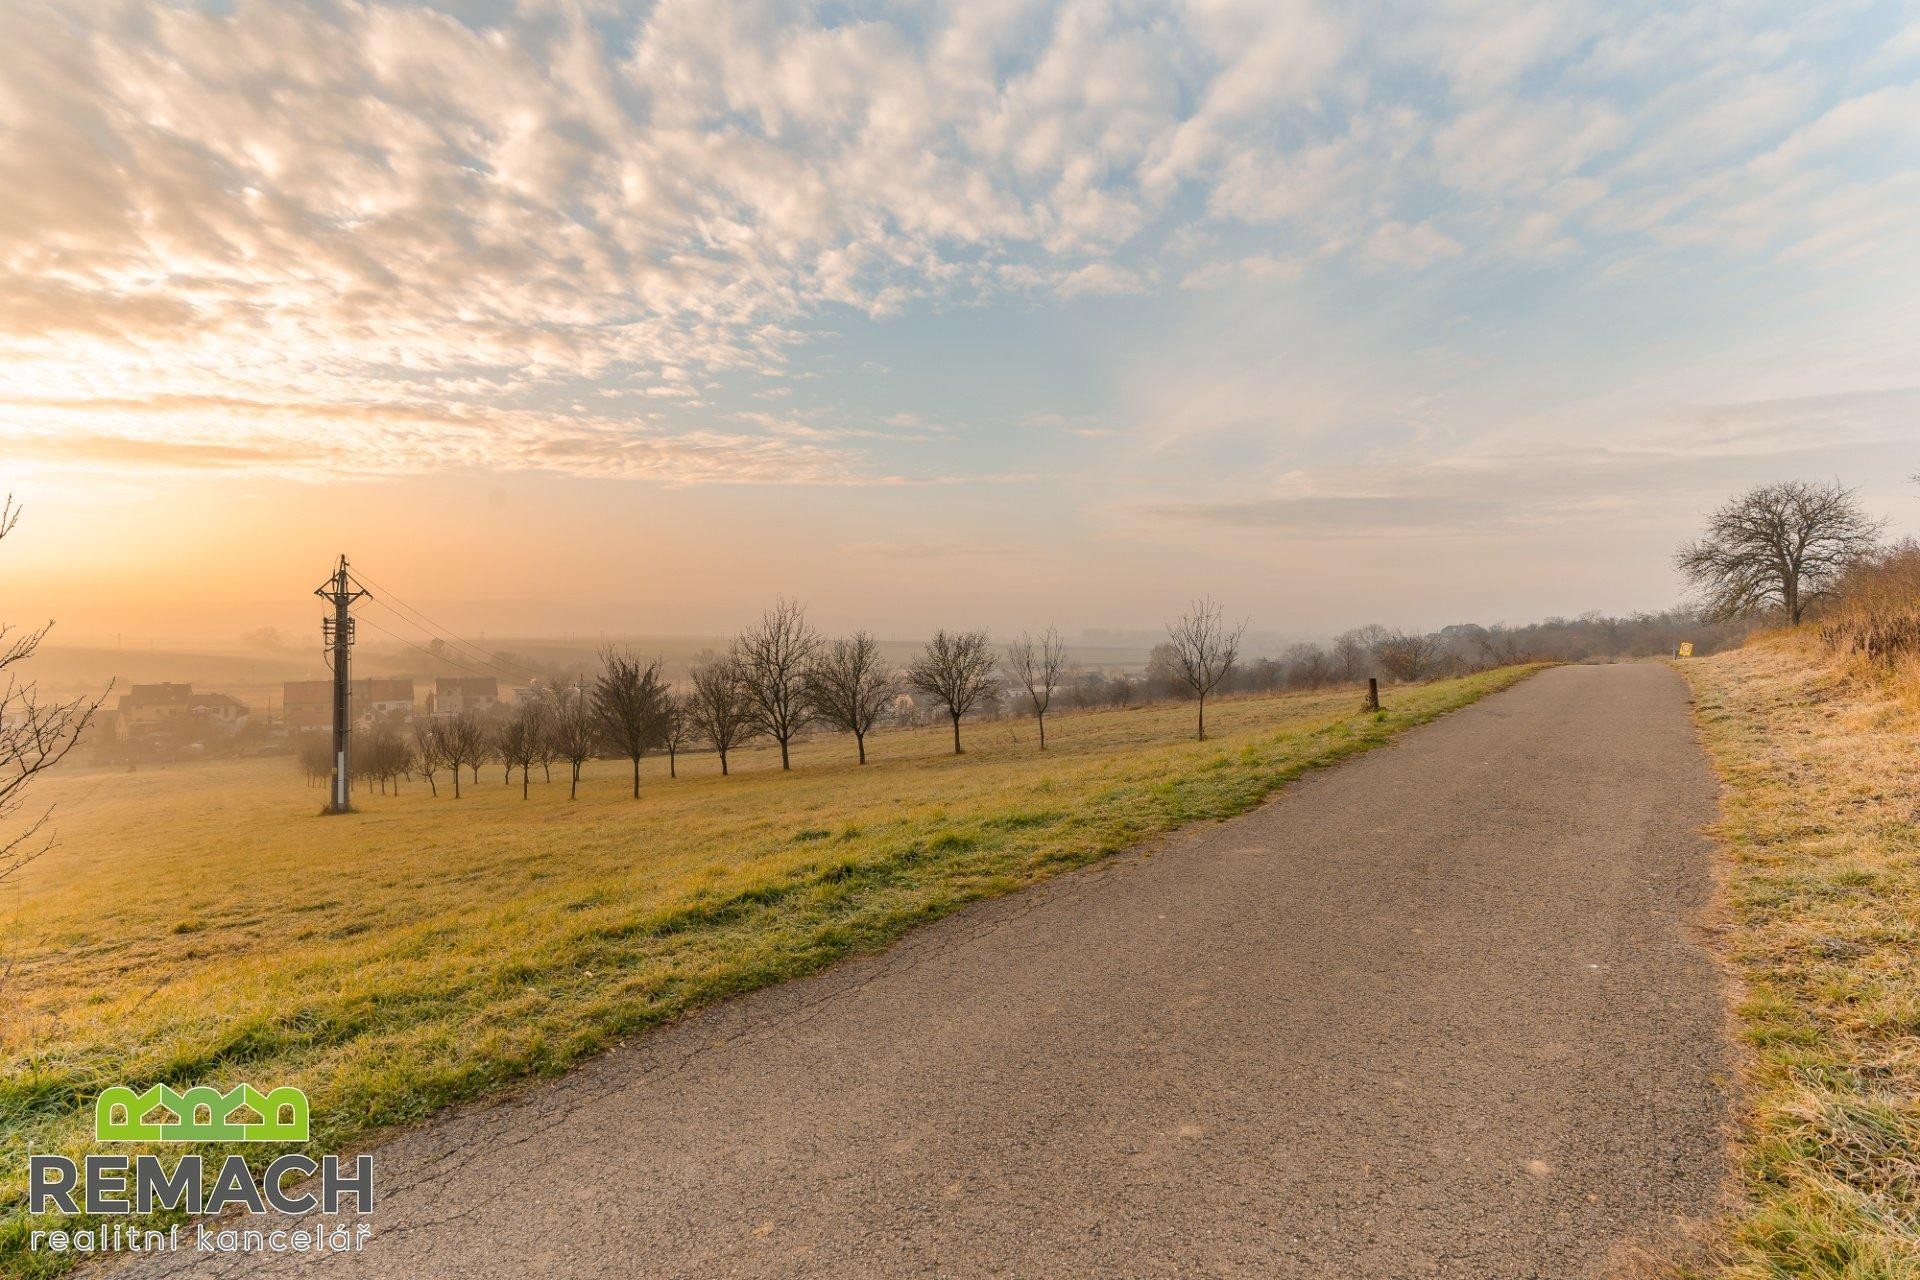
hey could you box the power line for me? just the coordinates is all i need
[349,580,543,683]
[353,613,514,682]
[347,575,514,667]
[357,598,527,679]
[353,602,503,679]
[345,567,518,665]
[345,567,545,683]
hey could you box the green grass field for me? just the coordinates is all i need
[0,668,1535,1275]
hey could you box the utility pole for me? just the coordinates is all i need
[315,555,367,815]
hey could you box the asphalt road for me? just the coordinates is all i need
[106,663,1730,1279]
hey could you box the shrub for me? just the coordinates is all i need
[1372,630,1439,682]
[1816,541,1920,666]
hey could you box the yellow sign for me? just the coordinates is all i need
[1676,641,1694,658]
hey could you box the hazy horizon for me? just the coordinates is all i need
[3,1,1917,645]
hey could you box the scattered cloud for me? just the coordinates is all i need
[1179,253,1302,290]
[1027,411,1119,438]
[837,540,1026,560]
[0,0,1913,494]
[1357,221,1464,269]
[0,406,880,485]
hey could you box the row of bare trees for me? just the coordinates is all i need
[298,597,1257,801]
[314,574,1708,803]
[710,600,1048,764]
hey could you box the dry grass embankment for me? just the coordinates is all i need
[1681,633,1920,1277]
[1816,543,1920,673]
[0,668,1536,1277]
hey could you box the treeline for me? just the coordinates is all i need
[1065,608,1740,709]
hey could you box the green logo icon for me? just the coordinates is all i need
[94,1085,310,1143]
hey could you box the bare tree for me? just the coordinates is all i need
[687,652,757,776]
[805,631,899,764]
[1333,624,1390,681]
[660,693,689,779]
[1473,627,1528,668]
[1166,599,1245,741]
[537,719,560,784]
[733,598,820,770]
[548,682,597,799]
[1280,642,1335,688]
[1143,642,1186,700]
[592,648,667,798]
[412,719,446,797]
[0,499,104,884]
[355,724,412,794]
[521,686,560,783]
[296,735,333,788]
[908,629,997,755]
[383,728,413,793]
[438,712,491,799]
[1676,480,1882,624]
[1372,630,1439,682]
[498,703,541,799]
[1006,627,1067,749]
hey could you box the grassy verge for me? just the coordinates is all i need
[0,666,1536,1276]
[1679,638,1920,1277]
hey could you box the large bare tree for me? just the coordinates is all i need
[805,631,899,764]
[1005,626,1067,750]
[1166,599,1245,741]
[908,628,997,755]
[1675,480,1881,624]
[733,598,820,770]
[0,498,103,884]
[548,682,598,799]
[687,652,756,776]
[592,648,667,798]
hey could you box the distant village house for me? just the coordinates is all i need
[282,678,415,733]
[115,683,251,740]
[428,676,499,717]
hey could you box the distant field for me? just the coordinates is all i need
[0,668,1535,1273]
[36,635,1160,704]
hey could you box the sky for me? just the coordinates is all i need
[2,0,1918,645]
